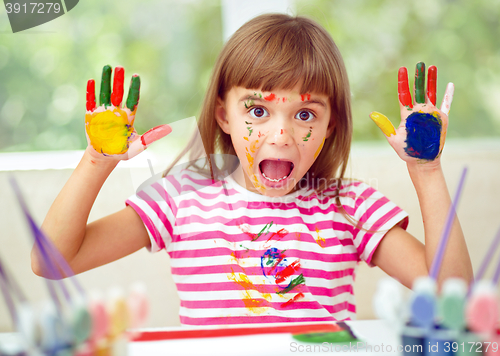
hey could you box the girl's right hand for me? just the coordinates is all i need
[85,65,172,163]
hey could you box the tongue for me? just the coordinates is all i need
[260,160,292,180]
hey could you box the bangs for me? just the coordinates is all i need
[220,15,341,99]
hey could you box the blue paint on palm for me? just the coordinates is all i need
[405,112,442,160]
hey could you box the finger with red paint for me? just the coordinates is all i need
[111,66,125,107]
[398,67,413,110]
[127,125,172,158]
[86,79,96,112]
[427,65,437,106]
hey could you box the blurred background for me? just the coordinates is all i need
[0,0,499,152]
[0,0,500,332]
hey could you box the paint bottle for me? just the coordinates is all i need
[127,283,149,339]
[15,302,40,351]
[107,287,130,356]
[88,292,110,354]
[70,296,92,345]
[38,301,74,356]
[373,277,405,327]
[466,280,499,356]
[404,277,437,356]
[437,278,481,356]
[438,278,467,330]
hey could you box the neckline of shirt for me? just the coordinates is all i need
[224,174,309,203]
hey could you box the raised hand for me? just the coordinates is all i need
[369,62,454,164]
[85,65,171,161]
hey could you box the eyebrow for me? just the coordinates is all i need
[239,95,327,107]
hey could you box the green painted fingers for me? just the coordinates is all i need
[126,75,141,111]
[415,62,426,104]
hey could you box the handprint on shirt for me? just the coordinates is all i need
[369,62,454,163]
[85,65,171,160]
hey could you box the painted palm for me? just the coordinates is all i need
[370,62,454,163]
[85,65,171,160]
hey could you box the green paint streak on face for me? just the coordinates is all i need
[247,127,253,136]
[245,121,252,125]
[302,129,312,142]
[126,75,141,111]
[415,62,426,104]
[406,105,412,111]
[277,274,305,294]
[244,99,255,109]
[100,65,112,107]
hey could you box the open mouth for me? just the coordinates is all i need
[259,159,294,183]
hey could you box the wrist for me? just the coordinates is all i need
[83,147,119,171]
[407,159,446,193]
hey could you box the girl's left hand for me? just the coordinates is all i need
[369,62,454,166]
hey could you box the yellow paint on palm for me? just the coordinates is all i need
[313,137,325,159]
[85,108,134,155]
[369,112,396,137]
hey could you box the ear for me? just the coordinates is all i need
[215,97,230,134]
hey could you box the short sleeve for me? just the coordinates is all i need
[126,177,178,253]
[340,181,409,266]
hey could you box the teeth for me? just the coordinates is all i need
[262,172,289,182]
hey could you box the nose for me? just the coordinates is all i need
[269,118,294,147]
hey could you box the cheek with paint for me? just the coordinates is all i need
[313,137,326,160]
[404,111,443,160]
[244,139,265,191]
[302,127,312,142]
[85,108,135,155]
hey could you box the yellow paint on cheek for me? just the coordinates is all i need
[313,137,325,160]
[369,112,396,137]
[245,148,254,170]
[250,140,259,153]
[85,108,133,155]
[244,137,249,141]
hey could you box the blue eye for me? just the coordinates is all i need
[249,107,269,118]
[295,110,314,122]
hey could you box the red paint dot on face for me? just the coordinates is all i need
[264,93,276,101]
[281,129,283,134]
[282,97,286,103]
[300,94,311,101]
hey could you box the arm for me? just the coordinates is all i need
[32,66,171,278]
[370,63,473,288]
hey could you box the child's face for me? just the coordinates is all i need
[216,85,333,197]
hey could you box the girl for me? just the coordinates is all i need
[33,14,472,326]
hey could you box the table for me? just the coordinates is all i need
[128,320,401,356]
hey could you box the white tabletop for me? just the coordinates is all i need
[128,320,401,356]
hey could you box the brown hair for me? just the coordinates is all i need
[164,13,352,196]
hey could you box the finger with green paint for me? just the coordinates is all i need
[99,65,112,107]
[126,74,141,112]
[414,62,426,104]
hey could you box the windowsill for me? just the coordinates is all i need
[0,137,499,172]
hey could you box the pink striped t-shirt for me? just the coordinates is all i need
[125,170,408,326]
